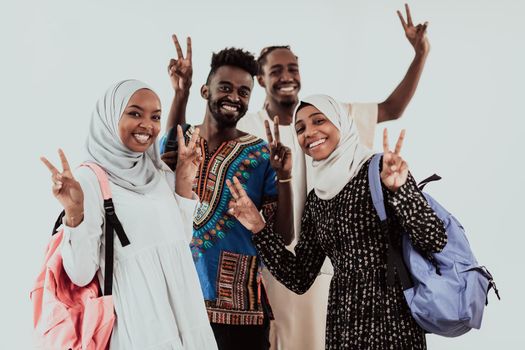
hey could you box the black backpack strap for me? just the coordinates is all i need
[417,174,442,191]
[51,211,66,236]
[380,221,414,291]
[103,199,130,296]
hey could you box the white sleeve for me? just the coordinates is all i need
[341,102,378,149]
[60,167,104,287]
[174,193,198,243]
[165,170,198,243]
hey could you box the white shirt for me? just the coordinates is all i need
[61,167,218,350]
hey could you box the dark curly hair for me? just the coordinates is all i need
[257,45,295,75]
[206,47,258,84]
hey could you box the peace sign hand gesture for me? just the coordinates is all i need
[175,126,202,198]
[397,3,430,56]
[381,129,409,192]
[226,177,266,233]
[41,149,85,227]
[265,116,292,180]
[168,34,193,93]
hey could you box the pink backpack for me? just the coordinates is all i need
[31,163,130,350]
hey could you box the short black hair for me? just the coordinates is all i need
[257,45,295,75]
[206,47,258,84]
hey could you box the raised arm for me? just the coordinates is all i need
[166,34,193,132]
[378,4,430,123]
[265,116,294,245]
[380,129,447,253]
[41,150,102,286]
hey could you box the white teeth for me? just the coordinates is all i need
[279,86,295,92]
[133,133,151,144]
[309,139,326,148]
[222,105,238,112]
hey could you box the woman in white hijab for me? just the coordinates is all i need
[41,80,218,349]
[225,94,447,349]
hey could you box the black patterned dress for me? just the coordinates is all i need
[253,158,447,349]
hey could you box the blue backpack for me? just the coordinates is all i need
[368,153,500,337]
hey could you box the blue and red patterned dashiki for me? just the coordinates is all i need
[161,126,278,325]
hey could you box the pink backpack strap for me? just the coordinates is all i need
[79,162,130,296]
[80,162,112,200]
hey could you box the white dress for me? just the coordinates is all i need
[60,166,218,350]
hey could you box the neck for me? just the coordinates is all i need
[265,98,297,126]
[198,111,243,150]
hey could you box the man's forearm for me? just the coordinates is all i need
[166,90,190,132]
[378,52,428,123]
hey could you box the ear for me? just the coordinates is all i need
[200,84,209,99]
[257,75,265,88]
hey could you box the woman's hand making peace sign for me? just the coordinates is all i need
[381,129,409,192]
[226,176,266,233]
[175,125,202,199]
[41,149,85,227]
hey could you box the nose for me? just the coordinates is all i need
[304,124,317,139]
[280,70,294,82]
[228,91,240,103]
[139,121,154,130]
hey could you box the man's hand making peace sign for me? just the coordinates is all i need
[397,3,430,57]
[168,34,193,93]
[265,116,292,180]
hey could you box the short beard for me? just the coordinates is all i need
[208,96,247,128]
[279,99,297,109]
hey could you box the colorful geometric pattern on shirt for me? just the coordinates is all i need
[206,251,264,326]
[216,251,259,311]
[206,303,266,326]
[198,250,263,326]
[187,128,272,257]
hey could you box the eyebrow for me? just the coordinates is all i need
[270,63,298,70]
[295,112,323,125]
[127,105,161,113]
[218,81,252,92]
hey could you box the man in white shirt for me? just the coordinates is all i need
[165,5,431,349]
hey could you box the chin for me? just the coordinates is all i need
[278,97,298,108]
[128,141,154,153]
[214,112,245,127]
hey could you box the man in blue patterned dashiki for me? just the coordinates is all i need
[160,46,294,350]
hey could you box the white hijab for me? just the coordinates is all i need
[294,94,373,200]
[84,79,167,194]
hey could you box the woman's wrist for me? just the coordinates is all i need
[175,180,193,199]
[251,220,266,234]
[276,171,292,181]
[65,207,84,228]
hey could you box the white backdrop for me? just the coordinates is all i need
[1,0,523,348]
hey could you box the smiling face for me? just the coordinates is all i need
[201,65,253,127]
[118,88,162,152]
[295,104,340,161]
[258,48,301,108]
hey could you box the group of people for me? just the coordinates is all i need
[41,4,448,350]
